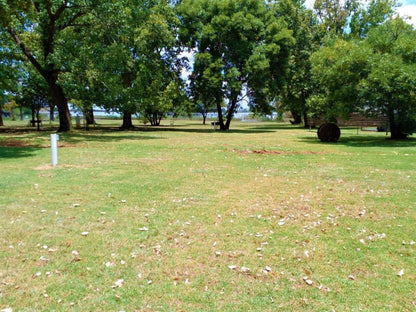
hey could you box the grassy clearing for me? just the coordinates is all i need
[1,120,415,311]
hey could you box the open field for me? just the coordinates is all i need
[1,119,415,311]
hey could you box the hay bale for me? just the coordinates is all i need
[317,123,341,142]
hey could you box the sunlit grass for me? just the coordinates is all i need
[1,120,415,311]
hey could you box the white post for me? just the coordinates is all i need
[51,134,59,166]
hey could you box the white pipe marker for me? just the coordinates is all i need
[51,134,59,166]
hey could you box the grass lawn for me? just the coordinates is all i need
[1,119,415,311]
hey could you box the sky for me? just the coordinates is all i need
[303,0,416,27]
[396,0,416,26]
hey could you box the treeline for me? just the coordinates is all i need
[1,0,415,138]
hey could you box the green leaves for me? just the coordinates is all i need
[309,17,416,138]
[179,0,294,128]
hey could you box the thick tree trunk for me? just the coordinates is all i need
[47,78,71,132]
[121,112,134,129]
[290,110,302,124]
[216,98,226,130]
[222,97,238,130]
[388,110,407,140]
[0,113,3,126]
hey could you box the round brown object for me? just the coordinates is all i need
[317,123,341,142]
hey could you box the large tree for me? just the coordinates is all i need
[309,18,416,139]
[273,0,320,127]
[178,0,294,130]
[1,1,91,131]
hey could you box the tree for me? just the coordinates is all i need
[272,0,320,127]
[309,18,416,139]
[0,29,22,126]
[1,1,91,132]
[314,0,359,35]
[79,0,184,129]
[15,68,51,130]
[178,0,294,130]
[349,0,397,38]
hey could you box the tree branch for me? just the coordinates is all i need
[58,11,85,31]
[7,27,45,77]
[53,0,69,21]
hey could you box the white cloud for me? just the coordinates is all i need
[396,4,416,27]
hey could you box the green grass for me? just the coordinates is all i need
[1,119,416,311]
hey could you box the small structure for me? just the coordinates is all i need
[51,134,59,166]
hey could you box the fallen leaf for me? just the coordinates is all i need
[303,276,313,285]
[348,274,355,280]
[112,279,124,288]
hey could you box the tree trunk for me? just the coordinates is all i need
[121,112,133,129]
[47,79,71,132]
[303,112,309,128]
[290,110,302,124]
[50,105,55,121]
[0,112,3,126]
[36,109,41,131]
[84,108,95,125]
[222,97,238,130]
[388,109,407,140]
[216,98,226,130]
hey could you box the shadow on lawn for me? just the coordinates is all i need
[130,123,288,134]
[0,146,41,159]
[299,134,416,148]
[60,131,166,145]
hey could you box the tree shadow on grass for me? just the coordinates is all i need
[0,146,41,159]
[299,134,416,149]
[59,131,166,145]
[130,123,284,134]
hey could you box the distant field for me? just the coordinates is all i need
[1,119,415,311]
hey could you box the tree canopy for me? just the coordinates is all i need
[0,0,415,138]
[309,18,416,139]
[178,0,294,130]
